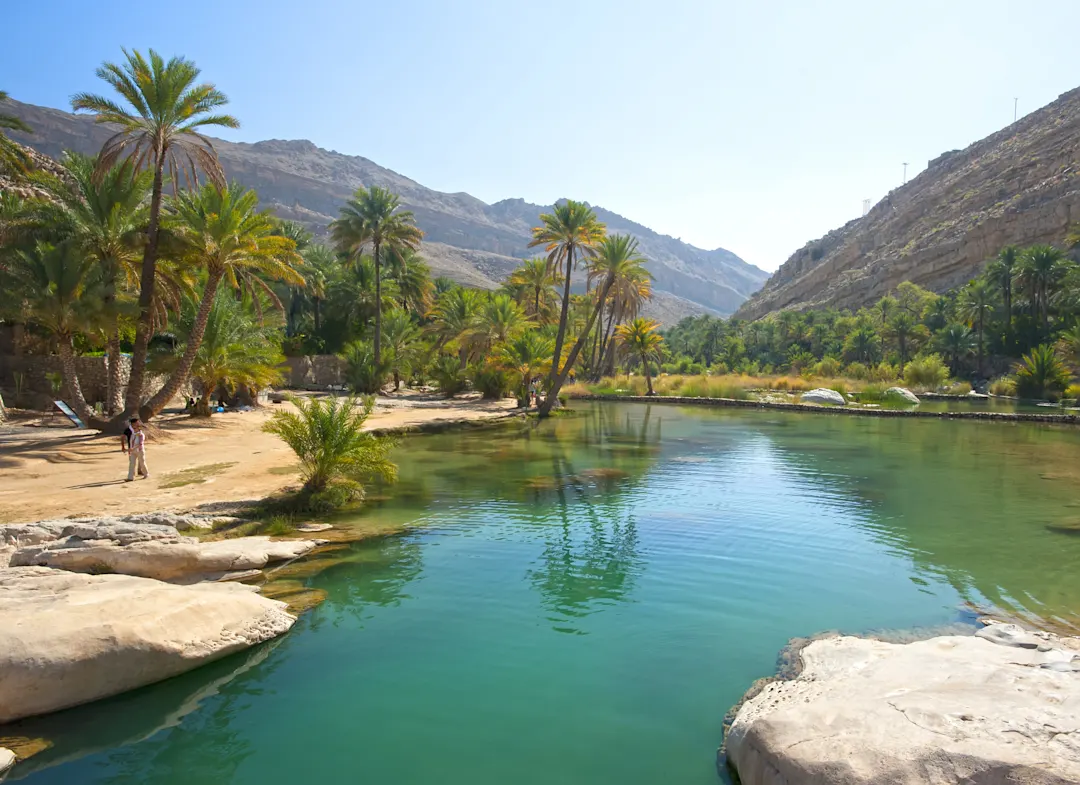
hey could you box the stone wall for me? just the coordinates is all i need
[281,356,347,389]
[0,355,178,411]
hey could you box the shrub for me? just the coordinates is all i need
[869,362,898,382]
[470,364,510,399]
[814,357,842,378]
[903,354,950,391]
[1014,344,1070,401]
[1065,383,1080,400]
[945,381,973,395]
[856,383,888,403]
[679,375,750,399]
[431,355,467,397]
[844,362,869,380]
[262,395,397,501]
[989,376,1017,396]
[340,341,390,394]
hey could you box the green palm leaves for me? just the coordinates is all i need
[615,317,664,395]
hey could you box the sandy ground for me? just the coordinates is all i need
[0,391,518,523]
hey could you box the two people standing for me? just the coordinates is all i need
[121,418,149,481]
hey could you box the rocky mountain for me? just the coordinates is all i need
[4,100,768,321]
[737,86,1080,320]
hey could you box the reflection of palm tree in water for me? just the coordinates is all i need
[528,416,646,633]
[313,536,425,627]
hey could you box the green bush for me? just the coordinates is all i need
[843,362,869,380]
[989,376,1017,396]
[869,362,898,382]
[903,354,950,391]
[855,383,888,403]
[340,341,390,394]
[432,354,467,397]
[471,364,510,399]
[813,357,842,377]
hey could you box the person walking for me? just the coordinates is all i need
[126,419,149,481]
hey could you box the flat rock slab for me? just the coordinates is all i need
[726,631,1080,784]
[0,567,295,724]
[11,537,316,581]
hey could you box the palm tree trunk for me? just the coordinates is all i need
[539,273,612,417]
[140,270,225,420]
[122,155,166,421]
[976,314,984,377]
[314,297,322,333]
[57,336,97,426]
[534,287,541,322]
[548,246,575,386]
[641,350,655,395]
[588,296,606,380]
[106,325,123,417]
[374,239,382,367]
[600,304,618,376]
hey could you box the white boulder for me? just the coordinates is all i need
[725,629,1080,785]
[0,567,296,723]
[10,536,316,582]
[885,386,920,404]
[800,388,846,406]
[0,747,14,778]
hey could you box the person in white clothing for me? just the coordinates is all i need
[126,419,149,481]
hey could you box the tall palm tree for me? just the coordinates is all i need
[507,256,562,324]
[40,153,153,414]
[141,183,302,419]
[935,322,975,375]
[884,311,918,368]
[6,242,104,424]
[615,317,664,396]
[1016,244,1067,334]
[331,186,423,366]
[72,49,239,421]
[384,247,434,317]
[429,286,482,368]
[957,277,996,376]
[528,200,606,387]
[474,293,531,356]
[985,246,1018,339]
[588,234,650,378]
[0,90,32,176]
[381,309,420,390]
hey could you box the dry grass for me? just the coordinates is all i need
[564,373,877,400]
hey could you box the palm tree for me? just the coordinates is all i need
[142,183,302,419]
[474,294,531,356]
[384,246,434,317]
[263,395,396,497]
[41,153,153,414]
[1014,343,1070,400]
[935,322,975,375]
[429,286,482,368]
[528,200,606,387]
[616,317,664,396]
[72,49,239,421]
[884,311,918,368]
[507,257,561,324]
[381,309,420,390]
[300,244,333,334]
[985,246,1018,339]
[330,186,423,366]
[495,331,555,407]
[1016,244,1068,334]
[588,234,650,378]
[0,90,32,175]
[957,277,997,376]
[843,325,881,364]
[6,242,103,424]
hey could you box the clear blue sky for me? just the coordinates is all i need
[4,0,1079,272]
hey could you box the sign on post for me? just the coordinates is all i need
[53,400,87,429]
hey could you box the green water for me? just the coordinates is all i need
[10,402,1080,784]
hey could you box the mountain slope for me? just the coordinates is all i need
[737,87,1080,320]
[4,100,767,320]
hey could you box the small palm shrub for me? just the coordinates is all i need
[1014,344,1070,401]
[340,341,390,394]
[471,364,510,399]
[431,354,467,397]
[989,376,1017,396]
[814,357,842,377]
[262,395,397,509]
[903,354,950,391]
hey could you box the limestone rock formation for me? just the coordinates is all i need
[725,628,1080,785]
[4,100,768,320]
[800,388,846,406]
[0,567,296,723]
[0,747,14,779]
[10,535,316,581]
[737,87,1080,319]
[885,387,920,404]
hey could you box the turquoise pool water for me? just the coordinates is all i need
[9,402,1080,784]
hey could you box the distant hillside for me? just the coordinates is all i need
[737,87,1080,320]
[5,100,768,321]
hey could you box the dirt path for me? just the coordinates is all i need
[0,392,517,523]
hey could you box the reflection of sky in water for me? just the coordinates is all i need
[15,402,1080,785]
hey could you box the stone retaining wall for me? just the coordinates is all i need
[0,355,177,411]
[570,393,1080,425]
[281,355,346,389]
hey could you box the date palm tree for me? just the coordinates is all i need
[985,246,1018,340]
[430,286,482,368]
[935,322,975,375]
[495,331,555,407]
[1016,245,1068,334]
[384,246,434,317]
[589,235,650,378]
[474,294,531,356]
[381,309,421,390]
[884,310,918,368]
[528,200,606,388]
[507,256,561,324]
[616,317,664,396]
[72,49,239,420]
[1014,343,1070,400]
[331,186,423,366]
[141,182,302,419]
[0,90,32,176]
[957,277,996,376]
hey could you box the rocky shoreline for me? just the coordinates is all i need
[571,393,1080,424]
[721,623,1080,784]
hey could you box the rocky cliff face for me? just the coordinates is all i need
[4,101,768,320]
[737,87,1080,320]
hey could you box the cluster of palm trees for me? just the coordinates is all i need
[664,242,1080,396]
